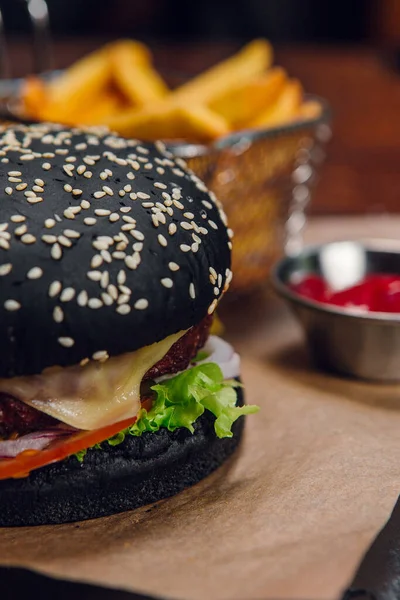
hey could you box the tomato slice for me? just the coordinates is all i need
[0,416,137,480]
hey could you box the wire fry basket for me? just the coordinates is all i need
[171,97,331,294]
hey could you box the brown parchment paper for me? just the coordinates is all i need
[1,215,400,600]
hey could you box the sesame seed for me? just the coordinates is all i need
[154,182,167,189]
[4,299,20,311]
[142,202,155,208]
[120,207,131,213]
[107,284,118,300]
[51,243,62,260]
[15,224,27,236]
[32,185,44,193]
[72,188,83,197]
[21,154,34,161]
[184,212,194,219]
[27,196,43,205]
[117,270,126,285]
[0,263,12,276]
[105,168,112,176]
[53,306,64,323]
[42,162,51,170]
[156,167,165,175]
[42,234,57,244]
[24,191,36,198]
[208,299,218,315]
[101,271,109,288]
[117,304,131,315]
[168,262,180,272]
[83,171,93,179]
[64,229,80,239]
[93,191,106,199]
[58,235,72,248]
[84,157,95,166]
[173,199,184,210]
[131,161,140,170]
[158,234,167,247]
[65,156,76,163]
[102,185,113,196]
[95,209,111,217]
[58,337,74,348]
[88,298,103,309]
[64,209,75,219]
[80,358,90,367]
[101,249,112,263]
[84,217,97,226]
[21,233,36,245]
[16,183,28,191]
[0,238,9,250]
[63,165,74,177]
[92,239,108,251]
[134,298,148,310]
[124,184,132,192]
[8,170,21,177]
[5,187,12,195]
[77,290,88,306]
[180,222,192,230]
[87,270,102,282]
[202,200,212,210]
[77,165,86,175]
[137,192,150,200]
[169,223,177,235]
[49,281,62,297]
[100,172,108,181]
[91,254,103,268]
[109,213,119,222]
[214,287,220,296]
[119,190,126,197]
[122,215,135,224]
[161,277,173,288]
[125,255,138,270]
[208,220,218,230]
[118,294,130,305]
[209,274,216,285]
[131,230,144,241]
[129,193,137,200]
[8,177,21,183]
[133,242,143,252]
[93,350,109,362]
[27,266,43,280]
[121,223,135,232]
[218,274,223,287]
[35,178,44,187]
[119,285,131,296]
[209,267,218,278]
[81,199,90,209]
[101,292,114,306]
[180,244,191,252]
[76,143,87,151]
[112,251,126,260]
[189,283,196,299]
[10,215,25,223]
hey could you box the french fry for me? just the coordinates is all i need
[104,103,229,142]
[297,100,322,121]
[43,46,112,119]
[209,67,287,128]
[20,77,49,119]
[110,40,169,106]
[171,39,273,106]
[248,79,303,128]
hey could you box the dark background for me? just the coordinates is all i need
[0,0,388,43]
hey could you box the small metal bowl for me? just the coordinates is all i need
[272,239,400,382]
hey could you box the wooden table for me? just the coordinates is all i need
[6,39,400,217]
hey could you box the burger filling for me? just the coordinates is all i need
[0,317,258,475]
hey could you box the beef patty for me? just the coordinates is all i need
[0,316,213,437]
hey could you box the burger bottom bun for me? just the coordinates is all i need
[0,386,244,526]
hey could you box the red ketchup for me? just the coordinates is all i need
[289,274,400,314]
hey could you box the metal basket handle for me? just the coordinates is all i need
[0,0,52,78]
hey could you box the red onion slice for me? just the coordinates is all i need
[0,429,71,458]
[199,335,241,379]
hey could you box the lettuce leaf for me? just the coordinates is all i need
[74,363,259,460]
[108,363,258,445]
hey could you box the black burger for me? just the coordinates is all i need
[0,123,258,526]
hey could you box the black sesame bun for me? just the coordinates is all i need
[0,123,232,377]
[0,123,246,526]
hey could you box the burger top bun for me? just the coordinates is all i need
[0,124,232,377]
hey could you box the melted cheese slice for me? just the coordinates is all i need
[0,331,185,430]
